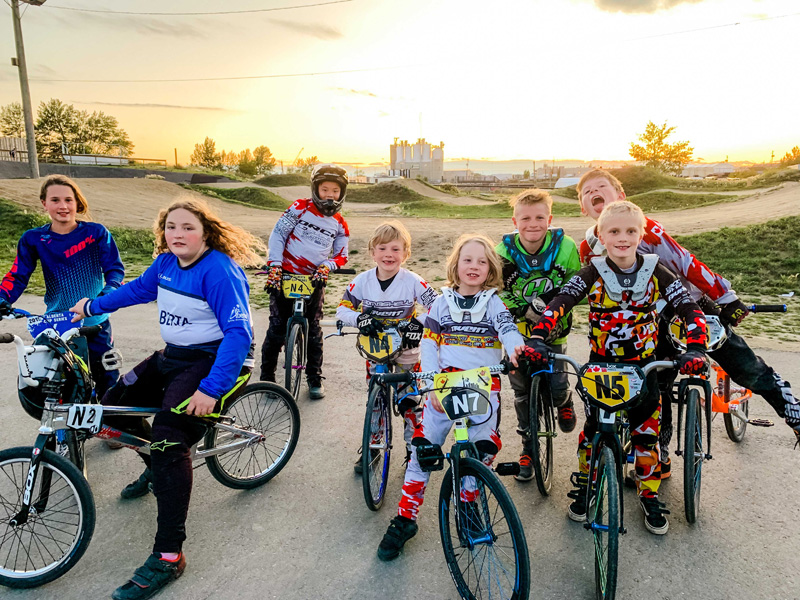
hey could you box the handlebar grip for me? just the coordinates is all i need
[376,372,413,384]
[749,304,787,313]
[0,333,14,343]
[78,325,102,337]
[334,268,357,275]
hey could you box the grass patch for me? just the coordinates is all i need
[627,191,737,212]
[254,173,311,187]
[675,216,800,295]
[182,184,289,211]
[551,187,578,200]
[348,182,427,204]
[414,178,461,196]
[395,198,580,219]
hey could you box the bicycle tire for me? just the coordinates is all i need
[439,457,530,600]
[204,382,300,490]
[529,374,554,496]
[722,373,749,442]
[65,430,87,480]
[361,382,392,511]
[683,388,703,523]
[589,445,619,600]
[284,323,305,399]
[0,446,95,589]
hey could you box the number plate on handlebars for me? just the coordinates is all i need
[27,311,82,339]
[433,367,492,421]
[357,331,402,362]
[668,314,726,351]
[580,364,644,411]
[66,404,103,434]
[281,275,314,299]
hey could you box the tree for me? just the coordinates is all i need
[523,169,530,180]
[237,148,256,176]
[780,146,800,166]
[629,121,693,176]
[294,155,319,173]
[190,137,221,169]
[0,102,25,137]
[253,145,276,175]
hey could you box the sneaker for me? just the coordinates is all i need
[353,448,379,475]
[309,383,325,400]
[377,516,418,561]
[460,501,485,540]
[259,370,276,383]
[106,440,125,450]
[557,400,577,433]
[567,472,588,522]
[121,468,152,500]
[640,496,670,535]
[111,553,186,600]
[515,454,534,482]
[660,457,671,480]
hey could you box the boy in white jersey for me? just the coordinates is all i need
[260,164,350,399]
[337,221,438,471]
[377,233,526,561]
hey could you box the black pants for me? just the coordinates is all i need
[260,286,325,384]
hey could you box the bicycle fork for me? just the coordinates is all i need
[584,412,627,536]
[9,433,52,527]
[450,422,494,548]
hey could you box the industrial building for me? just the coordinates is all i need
[389,138,444,182]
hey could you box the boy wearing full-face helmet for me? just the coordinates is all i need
[260,164,350,399]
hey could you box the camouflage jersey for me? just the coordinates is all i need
[531,254,708,361]
[496,229,580,345]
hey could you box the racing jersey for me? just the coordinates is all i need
[580,218,737,304]
[267,198,349,274]
[421,289,524,376]
[88,249,254,400]
[336,267,439,363]
[532,254,708,361]
[496,229,580,345]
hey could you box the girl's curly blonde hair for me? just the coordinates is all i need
[154,198,266,267]
[445,233,504,291]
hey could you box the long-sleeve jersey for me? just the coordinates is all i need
[0,221,124,327]
[337,267,439,363]
[88,249,254,400]
[421,289,524,376]
[532,255,708,361]
[496,229,581,345]
[579,218,736,304]
[267,198,349,274]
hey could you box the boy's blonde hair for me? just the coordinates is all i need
[154,197,266,267]
[368,220,412,260]
[509,188,552,213]
[39,174,91,217]
[445,233,504,291]
[597,200,646,233]
[577,168,625,197]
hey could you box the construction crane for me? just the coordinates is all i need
[292,147,304,167]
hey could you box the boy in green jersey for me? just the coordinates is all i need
[496,189,581,481]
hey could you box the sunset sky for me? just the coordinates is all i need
[1,0,798,168]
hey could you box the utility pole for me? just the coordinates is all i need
[11,0,41,179]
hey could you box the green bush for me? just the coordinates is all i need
[254,173,311,187]
[182,185,289,211]
[626,191,737,212]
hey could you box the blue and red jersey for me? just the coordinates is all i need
[0,222,124,327]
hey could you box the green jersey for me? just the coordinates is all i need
[496,228,580,345]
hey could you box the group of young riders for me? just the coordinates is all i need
[3,167,798,598]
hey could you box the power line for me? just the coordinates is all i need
[628,11,800,41]
[40,0,353,16]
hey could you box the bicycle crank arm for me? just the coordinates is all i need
[494,462,520,476]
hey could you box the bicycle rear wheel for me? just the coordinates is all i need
[284,323,305,399]
[0,447,95,589]
[361,382,392,511]
[589,445,619,600]
[721,373,749,442]
[439,457,530,600]
[204,382,300,489]
[529,374,554,496]
[683,388,703,523]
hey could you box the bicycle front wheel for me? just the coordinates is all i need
[204,382,300,489]
[529,374,554,496]
[589,445,619,600]
[0,447,95,589]
[284,323,305,399]
[65,430,87,480]
[439,457,530,600]
[361,382,392,511]
[683,388,704,523]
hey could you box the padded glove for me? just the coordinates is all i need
[0,298,12,317]
[521,338,550,365]
[357,312,384,337]
[264,266,282,292]
[719,299,749,326]
[398,317,424,349]
[312,264,331,285]
[678,350,708,375]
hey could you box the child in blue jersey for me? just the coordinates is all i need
[0,174,124,397]
[70,198,264,600]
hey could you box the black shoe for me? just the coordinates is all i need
[308,383,325,400]
[567,472,588,522]
[640,496,670,535]
[111,553,186,600]
[353,448,379,475]
[557,399,577,433]
[377,516,418,561]
[121,468,152,500]
[259,370,276,383]
[515,454,534,482]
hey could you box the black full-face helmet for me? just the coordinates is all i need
[311,164,348,216]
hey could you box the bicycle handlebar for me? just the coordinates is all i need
[548,353,678,377]
[749,304,787,313]
[0,333,14,344]
[374,362,512,386]
[78,325,102,337]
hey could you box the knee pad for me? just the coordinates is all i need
[631,432,658,449]
[475,439,499,457]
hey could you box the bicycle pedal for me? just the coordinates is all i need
[416,443,445,472]
[748,419,774,427]
[494,462,520,477]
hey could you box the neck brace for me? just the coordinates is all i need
[442,287,496,323]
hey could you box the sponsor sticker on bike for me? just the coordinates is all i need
[282,275,314,298]
[66,404,103,434]
[433,367,492,420]
[27,311,82,339]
